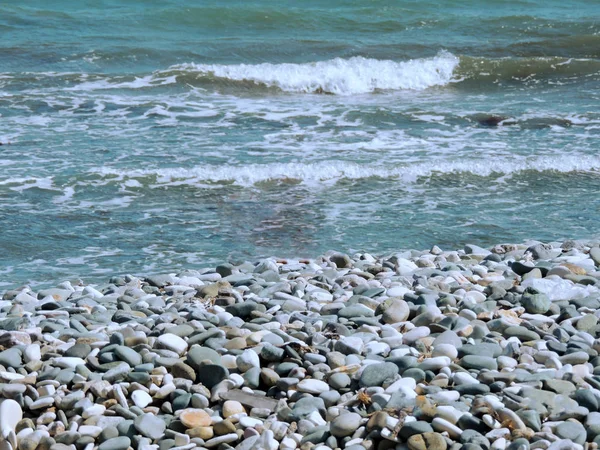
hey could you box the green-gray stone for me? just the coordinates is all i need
[398,421,434,440]
[98,437,131,450]
[521,293,551,314]
[0,348,22,368]
[134,413,165,440]
[114,346,142,366]
[460,355,497,371]
[196,364,228,389]
[186,346,222,369]
[503,326,540,342]
[556,421,586,445]
[359,362,399,387]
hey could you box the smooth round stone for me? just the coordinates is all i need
[503,326,540,342]
[260,344,284,362]
[560,351,589,365]
[403,368,426,383]
[459,343,501,358]
[399,421,434,440]
[330,412,361,438]
[134,413,166,440]
[432,330,462,349]
[432,344,458,360]
[403,327,430,344]
[460,355,498,371]
[196,364,228,389]
[222,401,245,418]
[214,419,237,435]
[53,357,86,370]
[460,429,489,448]
[114,346,142,367]
[171,362,196,381]
[328,373,351,390]
[187,346,222,369]
[0,398,22,434]
[0,348,22,369]
[131,390,153,409]
[555,421,586,445]
[572,389,598,411]
[65,343,92,359]
[407,432,447,450]
[359,362,399,387]
[157,334,188,356]
[338,304,374,318]
[419,356,451,371]
[236,350,260,372]
[522,293,551,314]
[98,437,131,450]
[297,379,330,394]
[453,372,479,385]
[239,416,263,429]
[167,324,195,337]
[180,409,212,428]
[380,298,410,324]
[187,426,214,440]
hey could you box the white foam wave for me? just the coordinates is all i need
[89,155,600,187]
[170,52,459,95]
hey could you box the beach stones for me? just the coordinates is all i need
[4,239,600,450]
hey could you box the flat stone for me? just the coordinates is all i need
[157,333,188,355]
[98,437,131,450]
[196,364,228,389]
[296,379,329,394]
[131,390,153,409]
[219,390,279,412]
[555,421,586,445]
[460,355,497,371]
[114,346,142,367]
[134,413,166,440]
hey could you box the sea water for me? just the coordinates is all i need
[1,0,599,287]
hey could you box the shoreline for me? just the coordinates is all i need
[1,239,600,449]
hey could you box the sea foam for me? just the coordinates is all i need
[88,154,600,187]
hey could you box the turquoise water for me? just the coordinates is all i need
[1,1,600,288]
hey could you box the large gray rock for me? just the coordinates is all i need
[359,362,399,387]
[522,292,551,314]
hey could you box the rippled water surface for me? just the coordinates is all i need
[1,1,600,287]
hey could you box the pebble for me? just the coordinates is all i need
[330,413,362,437]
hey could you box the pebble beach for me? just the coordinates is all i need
[2,240,600,450]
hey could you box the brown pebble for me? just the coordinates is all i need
[366,411,388,431]
[407,432,447,450]
[213,419,236,435]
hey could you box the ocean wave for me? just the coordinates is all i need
[87,155,600,187]
[166,52,459,95]
[2,53,598,97]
